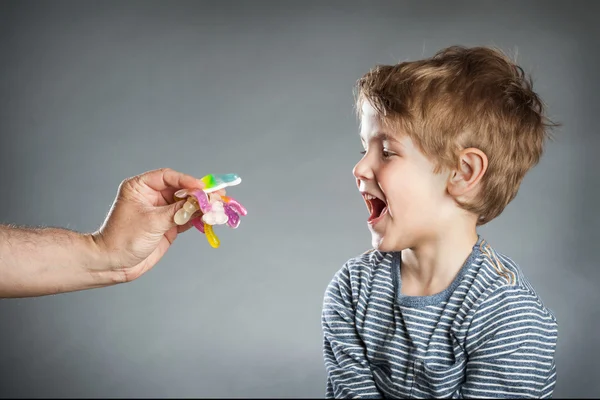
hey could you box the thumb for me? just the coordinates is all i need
[155,200,186,231]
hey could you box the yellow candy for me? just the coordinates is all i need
[204,223,220,248]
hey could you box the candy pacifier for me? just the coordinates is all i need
[173,173,247,248]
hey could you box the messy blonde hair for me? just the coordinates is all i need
[355,45,559,225]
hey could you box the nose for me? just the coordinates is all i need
[353,154,374,184]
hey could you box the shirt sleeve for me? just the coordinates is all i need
[321,263,383,399]
[458,285,558,398]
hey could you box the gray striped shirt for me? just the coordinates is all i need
[322,236,558,398]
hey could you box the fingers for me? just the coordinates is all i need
[175,211,202,234]
[163,199,185,226]
[160,188,180,206]
[137,168,205,192]
[157,199,202,231]
[177,221,196,234]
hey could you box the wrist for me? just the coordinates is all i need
[87,232,126,285]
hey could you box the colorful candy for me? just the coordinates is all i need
[173,173,247,248]
[182,173,242,193]
[203,224,220,248]
[191,189,212,213]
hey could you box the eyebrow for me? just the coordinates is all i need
[361,131,402,145]
[378,132,401,143]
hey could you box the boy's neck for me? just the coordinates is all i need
[400,224,480,297]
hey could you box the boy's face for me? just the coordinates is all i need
[353,101,452,252]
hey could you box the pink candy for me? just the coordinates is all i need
[173,174,247,248]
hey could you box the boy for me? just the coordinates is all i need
[322,46,559,398]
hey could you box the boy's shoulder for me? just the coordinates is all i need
[459,241,559,357]
[338,248,394,277]
[466,240,558,325]
[325,248,394,292]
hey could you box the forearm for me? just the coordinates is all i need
[323,335,382,399]
[322,270,382,398]
[0,224,120,298]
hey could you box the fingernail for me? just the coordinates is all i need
[175,189,188,198]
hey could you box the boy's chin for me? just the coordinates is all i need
[371,232,408,253]
[371,234,395,252]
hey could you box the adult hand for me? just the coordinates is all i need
[92,168,205,282]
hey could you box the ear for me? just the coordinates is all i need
[447,148,488,199]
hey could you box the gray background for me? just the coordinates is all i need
[0,0,598,398]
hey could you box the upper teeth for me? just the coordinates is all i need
[364,194,377,200]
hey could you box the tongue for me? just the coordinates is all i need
[369,198,387,221]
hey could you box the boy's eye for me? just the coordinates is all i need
[359,149,393,158]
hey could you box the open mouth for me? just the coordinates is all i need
[363,193,388,223]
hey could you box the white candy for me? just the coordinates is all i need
[201,201,229,225]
